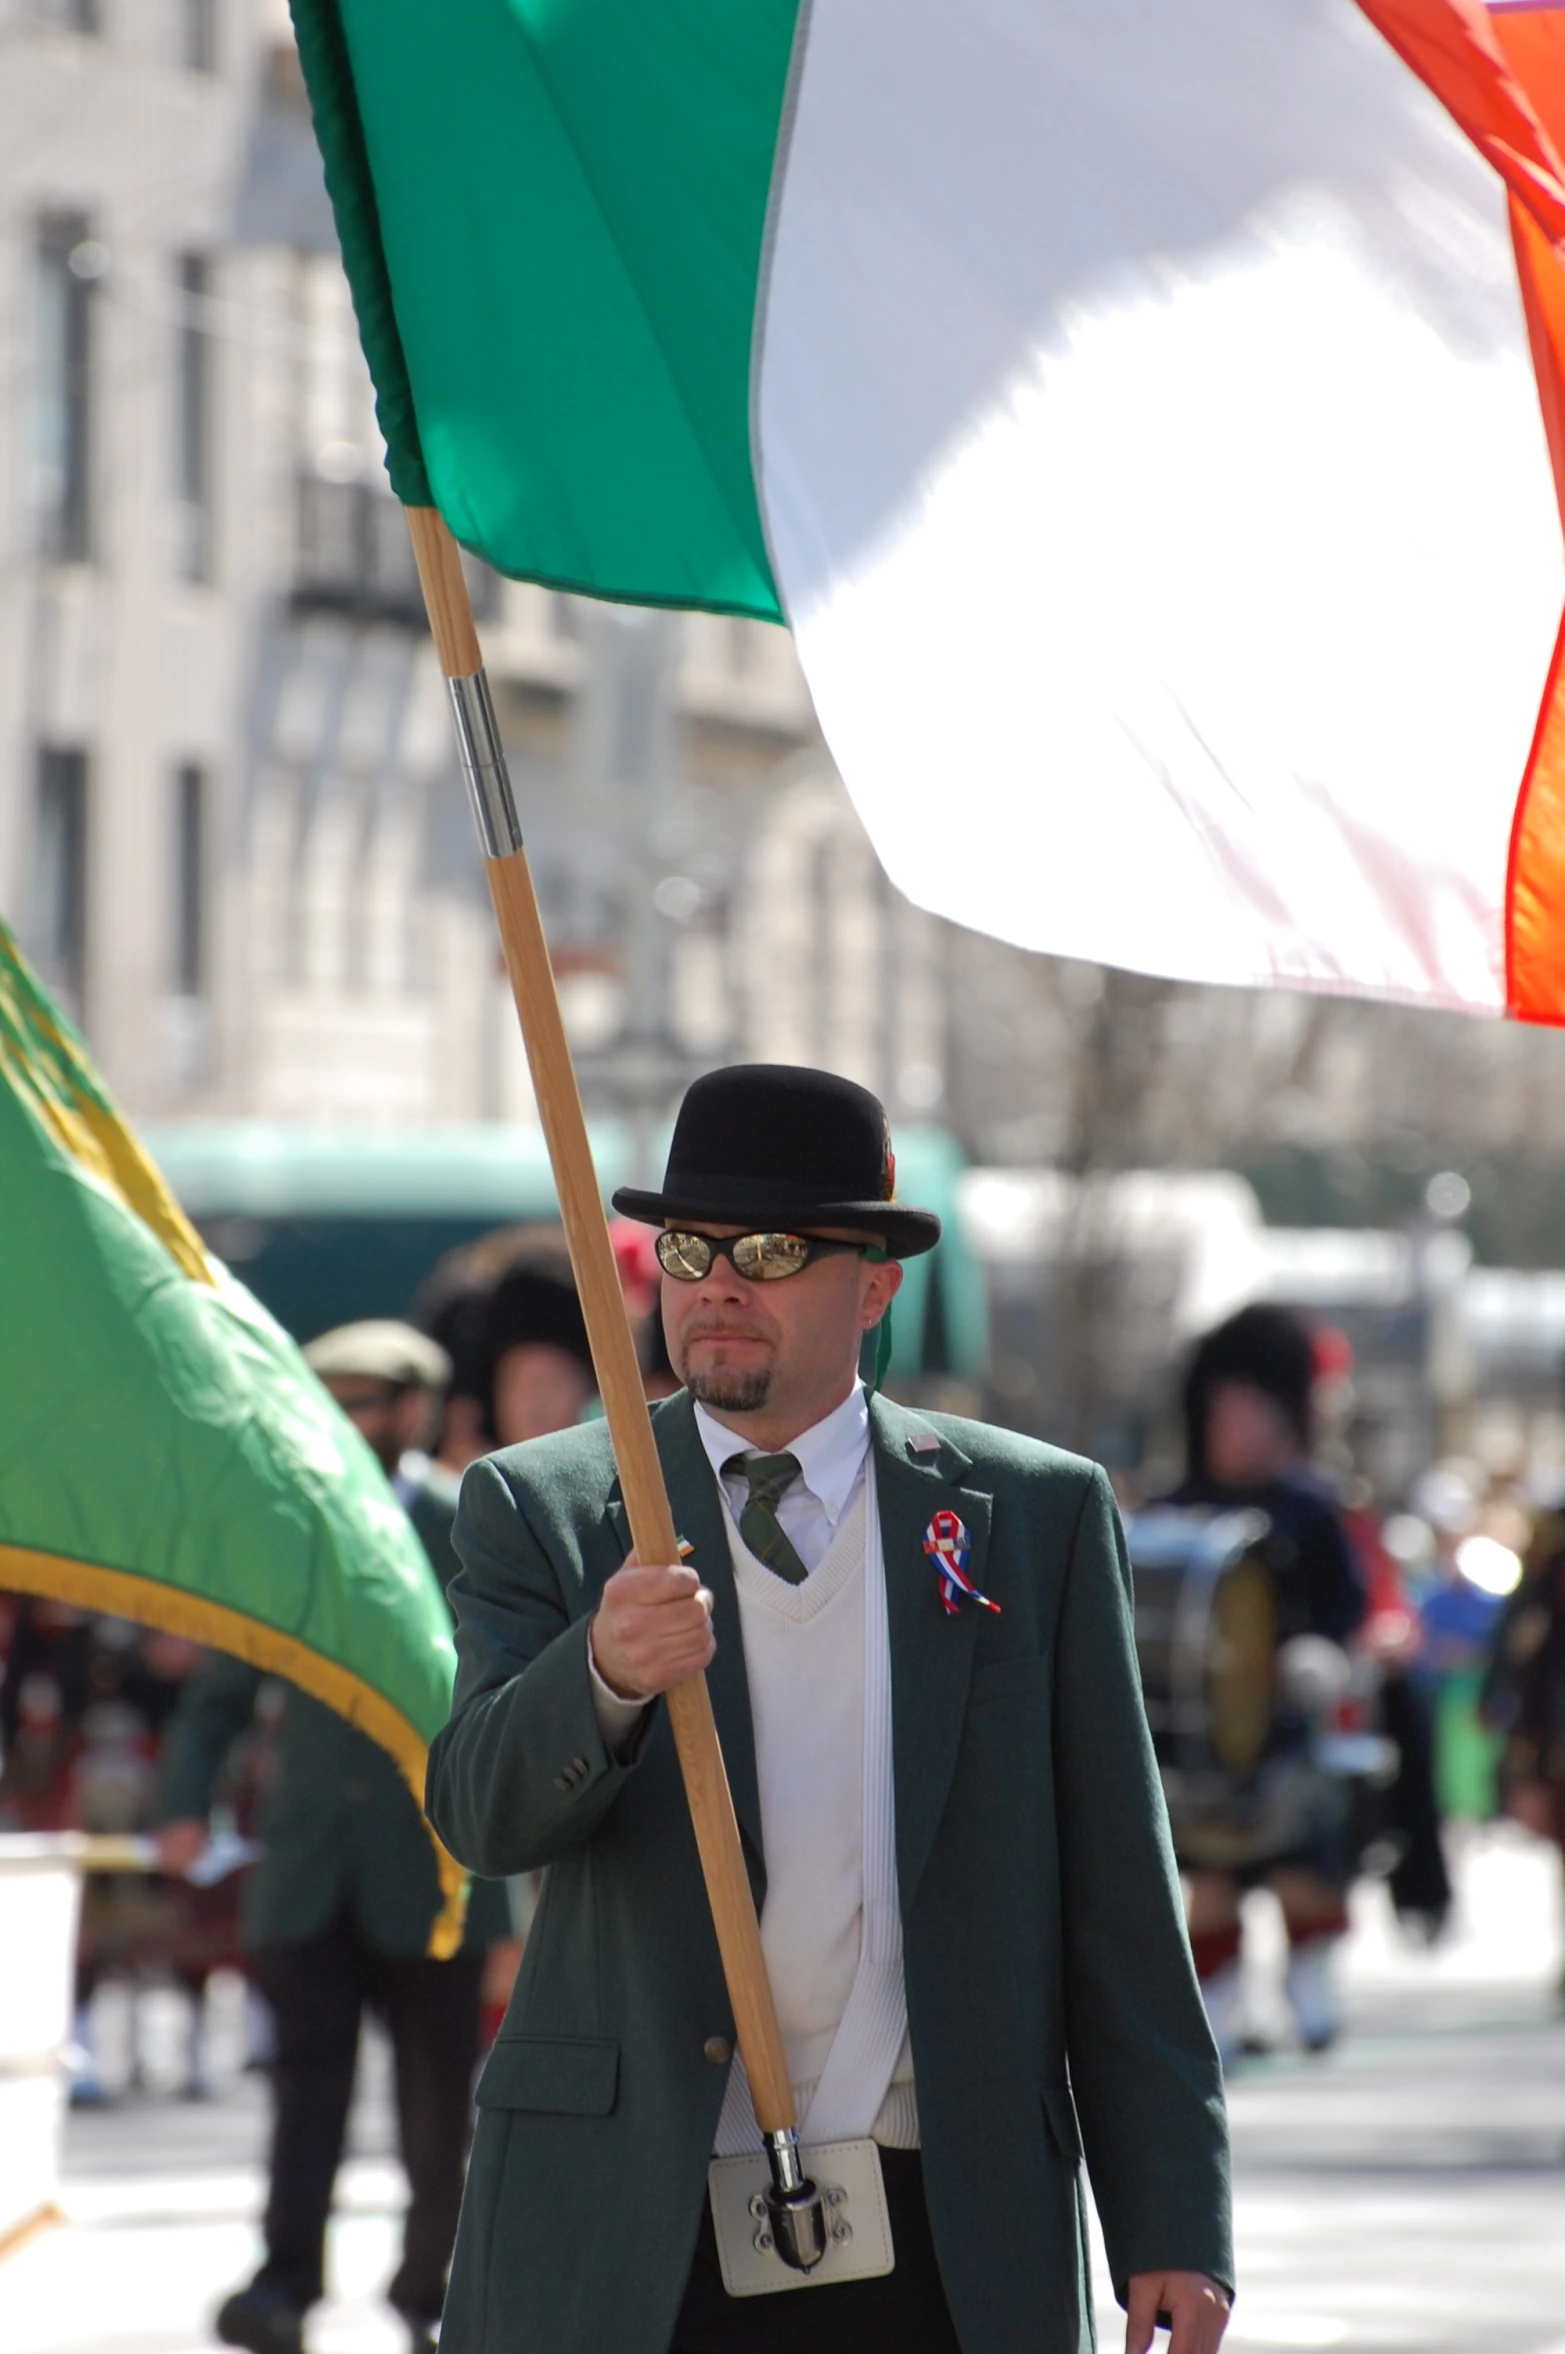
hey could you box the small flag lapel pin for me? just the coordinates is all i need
[922,1509,1001,1617]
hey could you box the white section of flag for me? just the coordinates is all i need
[755,0,1564,1009]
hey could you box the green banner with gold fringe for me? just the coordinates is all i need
[0,924,466,1952]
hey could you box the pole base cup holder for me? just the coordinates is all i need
[760,2128,828,2272]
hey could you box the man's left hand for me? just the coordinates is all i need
[1126,2271,1230,2354]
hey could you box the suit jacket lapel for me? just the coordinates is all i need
[871,1394,991,1915]
[605,1392,763,1873]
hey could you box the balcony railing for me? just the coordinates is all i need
[293,473,498,628]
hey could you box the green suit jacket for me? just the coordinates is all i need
[159,1469,509,1956]
[428,1392,1232,2353]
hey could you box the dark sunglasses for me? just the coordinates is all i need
[655,1228,877,1284]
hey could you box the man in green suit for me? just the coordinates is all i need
[157,1322,512,2354]
[429,1067,1233,2354]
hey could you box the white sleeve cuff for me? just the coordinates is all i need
[587,1622,650,1754]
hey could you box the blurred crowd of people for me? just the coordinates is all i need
[0,1220,633,2086]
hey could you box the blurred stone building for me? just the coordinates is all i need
[0,0,946,1136]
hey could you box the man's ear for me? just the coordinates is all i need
[860,1256,903,1330]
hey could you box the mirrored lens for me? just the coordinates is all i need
[733,1232,811,1281]
[657,1231,714,1281]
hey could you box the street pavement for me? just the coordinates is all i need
[1,1825,1560,2354]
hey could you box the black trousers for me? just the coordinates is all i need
[669,2149,964,2354]
[248,1916,484,2324]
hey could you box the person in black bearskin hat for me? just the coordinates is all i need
[478,1251,597,1448]
[1160,1305,1368,2060]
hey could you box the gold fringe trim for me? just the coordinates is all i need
[0,1543,469,1959]
[0,930,213,1289]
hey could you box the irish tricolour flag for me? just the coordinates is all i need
[296,0,1565,1020]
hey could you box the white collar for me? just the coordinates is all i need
[694,1383,871,1528]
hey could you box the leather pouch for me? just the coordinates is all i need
[707,2137,894,2297]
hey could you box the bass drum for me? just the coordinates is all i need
[1127,1506,1321,1870]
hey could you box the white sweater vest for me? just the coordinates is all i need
[713,1475,918,2155]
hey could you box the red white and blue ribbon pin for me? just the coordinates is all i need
[922,1509,1001,1618]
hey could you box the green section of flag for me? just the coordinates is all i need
[0,925,456,1754]
[290,0,432,506]
[293,0,797,618]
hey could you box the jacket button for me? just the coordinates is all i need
[571,1756,590,1775]
[552,1774,571,1792]
[703,2036,732,2066]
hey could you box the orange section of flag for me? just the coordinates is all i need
[1504,603,1565,1021]
[1489,1,1565,154]
[1357,0,1565,239]
[1489,5,1565,1018]
[1504,177,1565,1021]
[1491,7,1565,527]
[1355,0,1565,1016]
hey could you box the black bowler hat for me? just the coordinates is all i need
[612,1064,940,1260]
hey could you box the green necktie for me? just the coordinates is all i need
[727,1451,809,1586]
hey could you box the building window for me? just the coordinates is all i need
[174,763,208,999]
[36,217,98,562]
[175,254,214,582]
[33,0,99,31]
[182,0,217,71]
[166,764,212,1089]
[31,749,89,1019]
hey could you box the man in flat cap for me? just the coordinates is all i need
[301,1319,470,1572]
[429,1067,1233,2354]
[157,1321,509,2354]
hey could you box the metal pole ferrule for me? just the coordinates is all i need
[764,2129,806,2198]
[447,668,522,858]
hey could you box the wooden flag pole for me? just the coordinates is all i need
[405,510,824,2256]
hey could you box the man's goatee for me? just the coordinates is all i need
[684,1365,772,1413]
